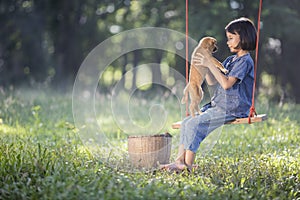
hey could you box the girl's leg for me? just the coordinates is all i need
[161,114,216,171]
[184,149,195,167]
[161,108,235,171]
[161,144,187,171]
[174,144,185,164]
[174,115,192,164]
[160,117,191,170]
[182,108,235,166]
[160,148,195,171]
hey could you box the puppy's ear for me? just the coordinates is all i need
[202,39,211,50]
[211,39,217,46]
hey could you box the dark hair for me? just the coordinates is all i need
[225,17,257,51]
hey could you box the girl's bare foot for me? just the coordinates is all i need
[159,163,199,173]
[159,162,187,172]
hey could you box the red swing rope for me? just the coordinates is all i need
[185,0,189,116]
[248,0,263,123]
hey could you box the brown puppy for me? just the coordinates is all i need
[181,37,228,117]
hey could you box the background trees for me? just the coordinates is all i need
[1,0,300,103]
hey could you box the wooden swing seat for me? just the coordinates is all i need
[171,114,267,129]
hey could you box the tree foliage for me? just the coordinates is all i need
[0,0,300,102]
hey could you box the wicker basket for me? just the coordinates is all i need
[128,133,172,168]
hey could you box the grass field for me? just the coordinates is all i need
[0,88,299,200]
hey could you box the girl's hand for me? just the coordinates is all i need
[192,52,212,68]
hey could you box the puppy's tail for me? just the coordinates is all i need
[181,96,187,104]
[181,85,189,104]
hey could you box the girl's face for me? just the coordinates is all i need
[226,31,241,53]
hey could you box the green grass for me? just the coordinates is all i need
[0,88,299,200]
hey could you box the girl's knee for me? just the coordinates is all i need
[186,117,201,129]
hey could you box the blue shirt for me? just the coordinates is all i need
[211,53,254,118]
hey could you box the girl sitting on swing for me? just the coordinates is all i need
[161,17,257,172]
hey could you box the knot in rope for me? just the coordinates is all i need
[248,106,257,124]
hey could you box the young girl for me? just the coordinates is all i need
[161,17,257,172]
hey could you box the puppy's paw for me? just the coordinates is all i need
[222,68,229,74]
[196,110,202,115]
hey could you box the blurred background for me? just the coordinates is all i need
[1,0,300,103]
